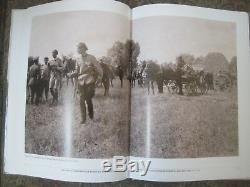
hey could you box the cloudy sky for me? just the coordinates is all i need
[133,16,236,63]
[29,10,130,61]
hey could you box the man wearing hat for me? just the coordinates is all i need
[41,57,50,102]
[176,56,185,95]
[49,49,63,104]
[28,57,41,104]
[70,42,103,124]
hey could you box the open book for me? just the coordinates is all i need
[4,0,250,183]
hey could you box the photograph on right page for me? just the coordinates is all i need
[130,16,238,158]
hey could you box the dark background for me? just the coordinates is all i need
[1,0,250,186]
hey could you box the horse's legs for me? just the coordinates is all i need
[103,79,110,96]
[110,79,113,87]
[147,81,150,95]
[44,80,49,102]
[54,88,59,104]
[151,81,155,95]
[120,78,123,88]
[74,78,78,98]
[30,86,35,104]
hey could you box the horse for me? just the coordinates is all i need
[40,63,50,102]
[27,62,43,105]
[204,72,214,92]
[100,61,113,96]
[107,64,116,87]
[143,66,155,95]
[63,58,78,97]
[116,65,124,88]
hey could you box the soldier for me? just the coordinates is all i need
[41,57,50,102]
[28,57,41,105]
[176,56,185,95]
[70,42,103,124]
[49,49,63,104]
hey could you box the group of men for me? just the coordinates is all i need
[27,42,103,124]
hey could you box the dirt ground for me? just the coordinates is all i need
[130,84,238,158]
[25,78,130,158]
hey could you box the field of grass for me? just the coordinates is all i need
[130,84,238,158]
[25,77,238,159]
[25,78,130,158]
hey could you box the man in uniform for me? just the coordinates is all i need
[70,42,103,124]
[176,56,185,95]
[49,49,64,104]
[41,57,50,102]
[28,57,41,104]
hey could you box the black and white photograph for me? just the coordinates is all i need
[25,10,131,158]
[130,16,238,158]
[4,0,250,183]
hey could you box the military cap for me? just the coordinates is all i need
[77,42,88,51]
[52,49,58,54]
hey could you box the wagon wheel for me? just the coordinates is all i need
[215,74,231,91]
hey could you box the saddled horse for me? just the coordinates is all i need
[116,65,124,88]
[143,66,155,95]
[27,61,43,105]
[63,58,76,86]
[63,58,78,97]
[106,64,116,88]
[100,61,113,96]
[130,70,137,88]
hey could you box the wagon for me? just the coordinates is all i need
[181,73,209,95]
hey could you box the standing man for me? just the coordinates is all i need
[28,57,41,105]
[49,49,64,104]
[41,57,50,102]
[176,56,185,95]
[71,42,103,124]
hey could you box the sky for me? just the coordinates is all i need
[133,16,236,63]
[29,10,130,61]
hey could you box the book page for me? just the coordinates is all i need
[4,0,131,183]
[130,4,250,181]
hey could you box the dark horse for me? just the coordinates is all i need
[116,65,124,88]
[100,61,114,96]
[63,57,76,86]
[128,70,137,88]
[27,59,43,105]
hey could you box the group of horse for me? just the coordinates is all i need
[26,56,216,106]
[26,57,125,105]
[129,64,214,96]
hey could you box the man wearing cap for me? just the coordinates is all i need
[49,49,64,104]
[70,42,103,124]
[41,57,50,102]
[28,57,41,104]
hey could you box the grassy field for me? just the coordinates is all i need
[25,78,238,159]
[25,78,130,158]
[130,84,238,158]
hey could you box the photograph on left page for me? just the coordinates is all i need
[25,10,131,158]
